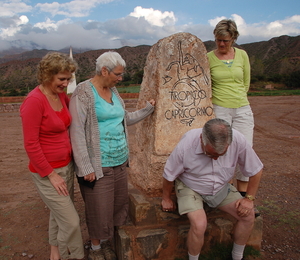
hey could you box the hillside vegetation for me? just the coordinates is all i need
[0,35,299,96]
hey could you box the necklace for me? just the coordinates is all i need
[41,85,59,101]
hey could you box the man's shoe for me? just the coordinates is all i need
[101,240,117,260]
[88,248,105,260]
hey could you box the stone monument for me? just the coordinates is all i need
[129,32,214,196]
[116,33,263,260]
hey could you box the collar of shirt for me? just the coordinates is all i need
[195,138,205,155]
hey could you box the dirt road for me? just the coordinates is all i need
[0,95,299,260]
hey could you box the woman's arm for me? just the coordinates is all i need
[69,94,95,177]
[125,100,155,126]
[20,97,53,177]
[242,50,251,92]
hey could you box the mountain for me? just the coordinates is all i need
[0,35,299,95]
[241,35,300,76]
[0,47,91,63]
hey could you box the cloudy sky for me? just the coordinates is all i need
[0,0,300,52]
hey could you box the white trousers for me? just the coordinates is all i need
[213,104,254,181]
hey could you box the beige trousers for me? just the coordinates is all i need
[31,161,84,259]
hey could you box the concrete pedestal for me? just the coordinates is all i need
[115,183,263,260]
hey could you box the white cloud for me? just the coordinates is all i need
[34,18,58,31]
[239,15,300,43]
[267,21,283,31]
[208,16,226,27]
[0,0,32,17]
[282,15,300,24]
[34,18,72,31]
[35,0,113,18]
[129,6,176,27]
[208,14,246,32]
[231,14,246,28]
[0,2,299,52]
[0,15,29,37]
[207,14,300,44]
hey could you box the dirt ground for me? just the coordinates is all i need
[0,95,299,260]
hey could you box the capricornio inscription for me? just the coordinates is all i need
[165,106,214,126]
[162,41,212,126]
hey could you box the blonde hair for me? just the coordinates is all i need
[37,52,77,84]
[213,19,239,41]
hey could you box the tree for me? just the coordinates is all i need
[132,70,144,84]
[286,71,300,89]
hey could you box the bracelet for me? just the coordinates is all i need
[245,194,255,201]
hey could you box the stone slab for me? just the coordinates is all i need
[115,184,263,260]
[129,32,214,196]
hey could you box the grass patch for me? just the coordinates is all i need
[0,245,11,250]
[116,85,140,93]
[0,252,11,260]
[174,243,261,260]
[258,199,300,231]
[117,86,300,96]
[116,86,300,96]
[280,211,300,230]
[199,243,260,260]
[248,89,300,96]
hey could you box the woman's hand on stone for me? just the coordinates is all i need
[148,99,156,106]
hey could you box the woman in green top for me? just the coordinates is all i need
[207,19,254,195]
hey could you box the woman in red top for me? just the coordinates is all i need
[20,52,84,260]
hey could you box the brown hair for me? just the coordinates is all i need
[37,52,77,84]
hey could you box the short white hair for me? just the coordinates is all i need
[96,51,126,75]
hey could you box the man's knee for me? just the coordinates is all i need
[189,222,207,238]
[237,211,255,225]
[188,213,207,236]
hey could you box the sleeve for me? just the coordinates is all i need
[20,97,53,177]
[125,101,155,126]
[69,95,95,177]
[242,50,251,92]
[163,141,185,181]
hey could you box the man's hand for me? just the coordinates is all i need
[235,197,254,217]
[161,178,176,212]
[48,171,69,196]
[235,169,262,217]
[161,198,176,212]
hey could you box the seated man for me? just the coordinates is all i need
[161,118,263,260]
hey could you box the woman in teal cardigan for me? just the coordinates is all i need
[207,19,254,196]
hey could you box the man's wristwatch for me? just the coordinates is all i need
[245,194,255,201]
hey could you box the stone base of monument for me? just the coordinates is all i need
[114,183,263,260]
